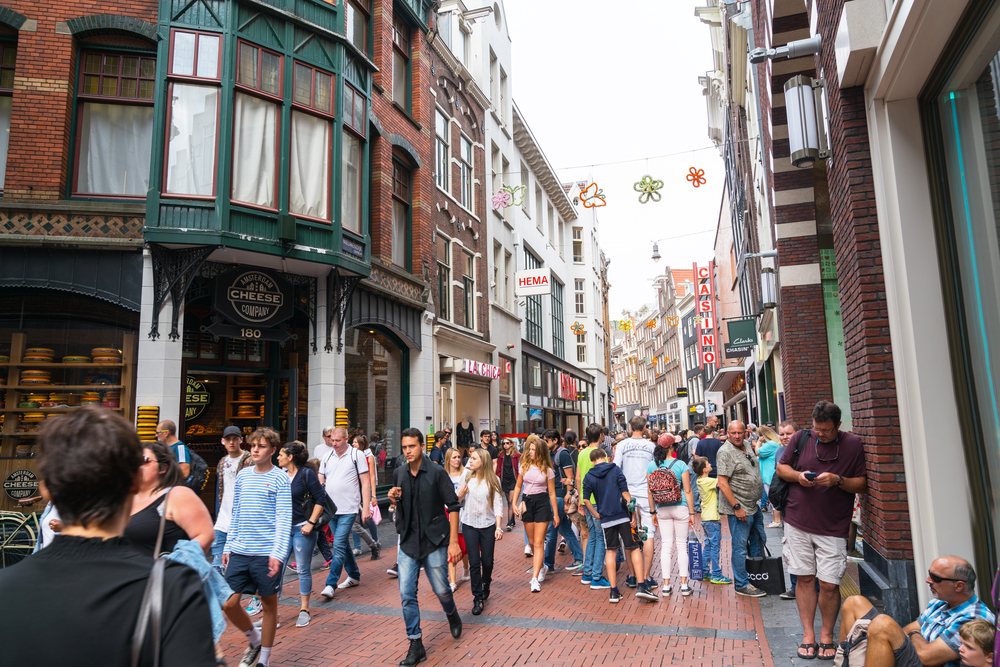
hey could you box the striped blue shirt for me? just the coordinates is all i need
[223,466,291,561]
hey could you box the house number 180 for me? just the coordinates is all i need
[241,328,262,339]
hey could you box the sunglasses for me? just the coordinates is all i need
[143,456,155,465]
[744,452,757,467]
[928,571,964,584]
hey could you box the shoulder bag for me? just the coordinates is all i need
[300,467,336,528]
[130,489,171,667]
[768,430,808,513]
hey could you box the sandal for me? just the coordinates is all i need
[797,643,818,660]
[818,643,837,660]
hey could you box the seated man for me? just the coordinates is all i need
[840,556,995,667]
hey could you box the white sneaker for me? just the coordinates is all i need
[352,548,362,557]
[461,571,471,582]
[524,545,533,557]
[530,577,541,593]
[338,576,360,589]
[320,585,335,600]
[244,596,262,616]
[538,564,548,582]
[450,582,458,592]
[252,619,282,629]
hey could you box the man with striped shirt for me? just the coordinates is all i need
[222,427,291,667]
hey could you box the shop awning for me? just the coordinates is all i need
[723,390,747,409]
[0,247,142,312]
[707,366,745,393]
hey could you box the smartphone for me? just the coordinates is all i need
[804,472,819,481]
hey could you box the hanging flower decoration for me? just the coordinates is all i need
[686,167,707,188]
[663,356,670,364]
[620,319,634,332]
[491,189,513,210]
[666,316,680,327]
[571,321,585,335]
[633,175,664,204]
[646,319,657,329]
[580,182,607,208]
[651,357,658,365]
[503,185,526,207]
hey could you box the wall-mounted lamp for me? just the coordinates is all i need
[785,75,831,168]
[761,267,777,308]
[749,35,822,64]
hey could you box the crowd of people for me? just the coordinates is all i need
[0,403,995,667]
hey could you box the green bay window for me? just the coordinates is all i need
[164,30,222,198]
[232,41,281,210]
[74,51,156,197]
[392,160,409,267]
[392,16,409,108]
[342,83,366,235]
[290,62,334,221]
[346,0,370,55]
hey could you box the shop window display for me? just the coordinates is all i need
[344,328,403,486]
[0,294,138,511]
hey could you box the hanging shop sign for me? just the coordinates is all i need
[185,376,212,421]
[214,267,294,327]
[515,268,551,296]
[3,469,38,501]
[464,359,501,379]
[725,318,758,358]
[559,372,578,400]
[677,387,688,397]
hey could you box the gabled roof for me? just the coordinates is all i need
[672,269,695,296]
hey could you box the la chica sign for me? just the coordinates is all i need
[464,359,501,379]
[214,267,294,327]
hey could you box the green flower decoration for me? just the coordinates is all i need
[633,175,664,203]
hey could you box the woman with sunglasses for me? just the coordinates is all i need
[495,437,520,531]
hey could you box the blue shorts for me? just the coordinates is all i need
[225,553,282,598]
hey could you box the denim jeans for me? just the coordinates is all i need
[352,516,379,550]
[211,529,227,574]
[583,511,607,580]
[397,545,456,639]
[325,513,360,588]
[702,520,723,578]
[284,525,319,595]
[727,511,766,589]
[690,465,701,513]
[543,496,584,568]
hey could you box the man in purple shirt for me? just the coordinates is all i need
[776,401,868,660]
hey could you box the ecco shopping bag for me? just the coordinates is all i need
[745,544,785,595]
[688,534,704,581]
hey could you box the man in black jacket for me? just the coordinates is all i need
[388,428,464,666]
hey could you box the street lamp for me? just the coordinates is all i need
[651,243,661,262]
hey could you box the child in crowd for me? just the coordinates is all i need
[693,456,731,585]
[958,619,995,667]
[581,448,647,604]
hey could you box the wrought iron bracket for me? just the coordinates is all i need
[327,271,364,352]
[148,244,218,341]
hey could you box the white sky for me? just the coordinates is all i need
[501,0,724,317]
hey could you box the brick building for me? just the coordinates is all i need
[699,0,1000,623]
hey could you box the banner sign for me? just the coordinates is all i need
[694,262,717,366]
[559,372,578,400]
[725,318,758,358]
[515,268,551,296]
[464,359,501,379]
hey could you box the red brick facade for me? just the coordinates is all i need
[814,0,911,561]
[2,1,157,201]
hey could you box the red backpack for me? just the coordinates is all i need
[648,459,684,504]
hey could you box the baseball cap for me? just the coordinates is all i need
[223,425,243,438]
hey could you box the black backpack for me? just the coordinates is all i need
[186,449,209,492]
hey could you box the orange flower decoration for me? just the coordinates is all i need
[571,321,585,335]
[686,167,707,188]
[646,319,657,329]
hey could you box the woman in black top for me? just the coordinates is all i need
[277,441,326,628]
[0,406,216,667]
[495,438,521,531]
[124,441,215,556]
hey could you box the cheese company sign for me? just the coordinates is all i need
[3,469,38,500]
[214,268,294,327]
[185,376,211,421]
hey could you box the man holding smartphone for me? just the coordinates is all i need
[775,401,868,661]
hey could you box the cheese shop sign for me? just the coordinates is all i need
[185,376,211,421]
[4,469,38,501]
[214,267,294,327]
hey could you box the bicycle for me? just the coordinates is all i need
[0,496,43,568]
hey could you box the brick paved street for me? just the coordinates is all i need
[218,514,838,667]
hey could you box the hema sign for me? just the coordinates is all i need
[515,268,551,296]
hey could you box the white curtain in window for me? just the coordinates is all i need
[166,84,218,196]
[392,199,406,265]
[289,111,329,219]
[231,92,277,207]
[77,103,153,196]
[0,96,11,189]
[341,130,361,233]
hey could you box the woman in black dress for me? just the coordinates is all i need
[495,438,520,531]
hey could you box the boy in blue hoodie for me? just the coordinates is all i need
[582,448,651,603]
